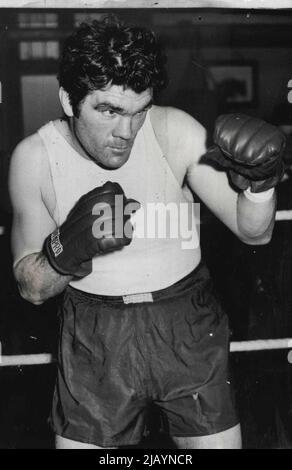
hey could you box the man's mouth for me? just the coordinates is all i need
[109,145,129,154]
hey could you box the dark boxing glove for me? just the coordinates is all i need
[201,114,286,192]
[43,181,140,277]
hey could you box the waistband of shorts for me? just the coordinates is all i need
[66,261,209,305]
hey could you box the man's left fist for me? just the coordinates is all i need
[202,113,286,192]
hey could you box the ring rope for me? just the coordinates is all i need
[0,211,291,239]
[229,338,292,352]
[0,353,53,367]
[1,339,292,367]
[275,210,292,221]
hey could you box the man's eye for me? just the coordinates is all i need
[99,109,117,117]
[136,110,146,117]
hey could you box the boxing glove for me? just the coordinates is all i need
[201,114,286,192]
[43,181,140,277]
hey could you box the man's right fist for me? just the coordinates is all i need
[43,181,140,277]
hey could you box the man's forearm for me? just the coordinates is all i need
[237,189,276,244]
[14,252,73,305]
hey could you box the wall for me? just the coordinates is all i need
[157,44,292,128]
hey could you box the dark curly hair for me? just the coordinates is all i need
[58,16,168,116]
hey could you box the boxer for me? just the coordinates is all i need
[9,17,285,449]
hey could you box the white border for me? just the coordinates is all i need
[0,0,292,10]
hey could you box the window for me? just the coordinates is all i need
[18,13,58,29]
[19,41,59,60]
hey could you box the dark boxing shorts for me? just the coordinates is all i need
[50,262,239,447]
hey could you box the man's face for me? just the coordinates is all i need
[71,84,153,169]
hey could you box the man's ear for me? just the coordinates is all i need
[59,87,74,117]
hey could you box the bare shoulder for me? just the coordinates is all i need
[10,132,46,172]
[149,105,207,177]
[9,130,51,204]
[10,133,47,191]
[150,105,205,132]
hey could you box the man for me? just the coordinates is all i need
[9,17,285,449]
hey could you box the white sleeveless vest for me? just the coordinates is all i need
[38,111,200,295]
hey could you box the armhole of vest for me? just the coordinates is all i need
[149,107,185,190]
[37,125,60,225]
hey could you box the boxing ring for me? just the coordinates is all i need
[1,339,292,367]
[1,208,292,367]
[0,338,291,367]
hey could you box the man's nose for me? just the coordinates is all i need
[113,116,132,140]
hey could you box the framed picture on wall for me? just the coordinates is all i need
[207,61,257,107]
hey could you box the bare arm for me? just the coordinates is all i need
[236,190,276,243]
[188,152,276,244]
[9,136,72,305]
[161,107,276,244]
[14,253,72,305]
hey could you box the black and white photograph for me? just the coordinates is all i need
[1,0,292,452]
